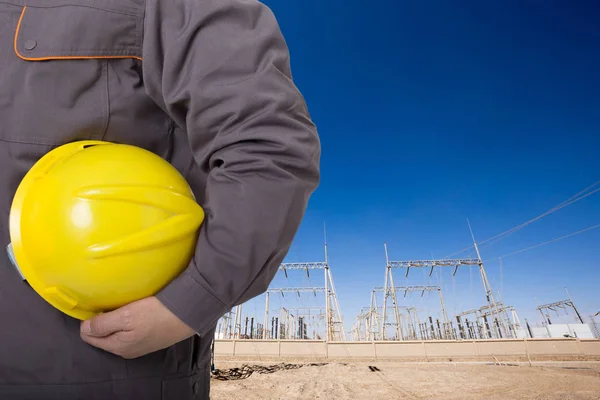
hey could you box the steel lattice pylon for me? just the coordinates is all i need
[456,301,522,339]
[381,233,511,340]
[367,285,452,340]
[537,288,584,325]
[217,230,346,342]
[261,240,346,342]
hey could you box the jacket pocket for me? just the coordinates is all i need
[0,2,143,146]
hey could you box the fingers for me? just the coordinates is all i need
[81,331,121,355]
[80,330,139,359]
[79,297,184,360]
[81,308,133,338]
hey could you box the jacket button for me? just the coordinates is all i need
[24,40,37,50]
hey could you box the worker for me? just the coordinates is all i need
[0,0,320,399]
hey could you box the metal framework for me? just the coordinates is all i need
[232,304,243,339]
[262,240,346,341]
[353,305,425,341]
[372,285,452,340]
[537,289,584,325]
[352,308,372,341]
[456,301,522,339]
[217,305,246,339]
[355,302,464,341]
[381,234,509,339]
[215,232,345,342]
[267,287,326,295]
[260,305,326,340]
[286,307,326,340]
[369,285,456,340]
[216,310,233,339]
[279,262,327,271]
[388,259,480,277]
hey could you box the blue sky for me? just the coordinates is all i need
[238,0,600,335]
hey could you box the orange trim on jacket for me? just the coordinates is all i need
[14,6,143,61]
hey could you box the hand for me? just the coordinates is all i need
[80,296,196,359]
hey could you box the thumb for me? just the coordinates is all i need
[81,310,130,338]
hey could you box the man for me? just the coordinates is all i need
[0,0,320,398]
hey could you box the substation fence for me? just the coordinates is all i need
[214,338,600,361]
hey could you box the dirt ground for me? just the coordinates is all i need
[210,361,600,400]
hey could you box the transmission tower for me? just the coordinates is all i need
[216,304,245,339]
[456,301,521,339]
[373,285,453,340]
[232,304,243,338]
[262,238,345,341]
[537,288,584,325]
[216,309,234,339]
[367,291,382,340]
[382,226,507,340]
[352,308,371,341]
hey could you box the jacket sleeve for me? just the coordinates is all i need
[141,0,321,336]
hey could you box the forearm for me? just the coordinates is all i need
[143,0,320,335]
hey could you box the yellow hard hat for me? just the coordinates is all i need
[9,141,204,320]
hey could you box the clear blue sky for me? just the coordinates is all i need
[241,0,600,335]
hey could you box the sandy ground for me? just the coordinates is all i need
[210,361,600,400]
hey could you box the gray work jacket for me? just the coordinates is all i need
[0,0,320,398]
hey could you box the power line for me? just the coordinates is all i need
[479,185,600,246]
[488,222,600,261]
[443,244,475,259]
[443,179,600,258]
[555,179,600,209]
